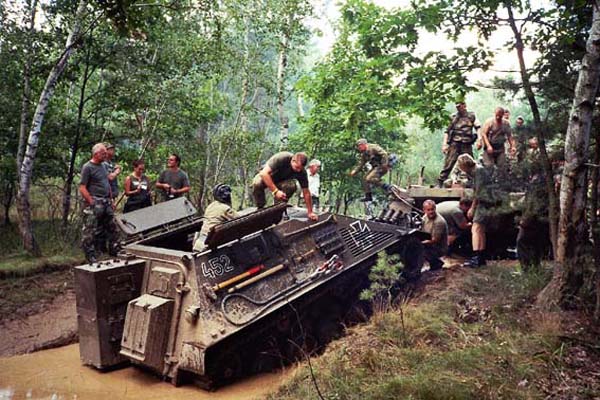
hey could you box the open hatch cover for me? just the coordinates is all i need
[115,197,198,239]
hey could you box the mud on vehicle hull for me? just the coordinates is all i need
[75,198,423,388]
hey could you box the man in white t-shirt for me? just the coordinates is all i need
[307,159,321,212]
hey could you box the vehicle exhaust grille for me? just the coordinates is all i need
[340,228,395,258]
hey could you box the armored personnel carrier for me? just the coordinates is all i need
[75,196,424,388]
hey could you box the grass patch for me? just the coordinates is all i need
[269,263,562,400]
[0,221,82,277]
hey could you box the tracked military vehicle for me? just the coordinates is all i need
[75,196,423,388]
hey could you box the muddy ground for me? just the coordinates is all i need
[1,261,599,399]
[0,269,77,357]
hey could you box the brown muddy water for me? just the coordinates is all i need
[0,344,293,399]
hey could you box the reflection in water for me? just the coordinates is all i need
[0,344,292,400]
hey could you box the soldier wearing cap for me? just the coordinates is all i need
[103,142,121,200]
[437,101,480,188]
[349,138,391,202]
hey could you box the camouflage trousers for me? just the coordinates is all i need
[438,142,473,184]
[252,175,297,208]
[363,166,388,194]
[81,200,118,261]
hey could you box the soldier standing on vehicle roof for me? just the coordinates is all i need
[79,143,118,264]
[349,138,392,202]
[252,151,318,221]
[437,101,481,188]
[479,107,516,169]
[193,184,240,252]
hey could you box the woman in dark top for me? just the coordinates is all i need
[123,159,152,213]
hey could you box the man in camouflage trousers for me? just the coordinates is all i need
[437,101,480,188]
[79,143,118,264]
[350,138,391,202]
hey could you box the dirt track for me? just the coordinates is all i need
[0,286,77,357]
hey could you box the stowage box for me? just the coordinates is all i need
[75,259,146,369]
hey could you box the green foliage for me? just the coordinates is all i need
[270,264,563,400]
[292,0,494,205]
[360,252,403,306]
[0,221,82,276]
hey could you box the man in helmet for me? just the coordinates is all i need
[193,184,240,252]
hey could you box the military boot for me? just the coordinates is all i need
[85,252,98,264]
[429,259,444,271]
[462,252,482,268]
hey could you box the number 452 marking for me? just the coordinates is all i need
[201,254,235,279]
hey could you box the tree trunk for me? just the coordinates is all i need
[62,44,92,228]
[590,128,600,319]
[2,181,14,226]
[16,0,88,256]
[538,2,600,309]
[16,0,39,178]
[506,4,559,258]
[276,23,291,149]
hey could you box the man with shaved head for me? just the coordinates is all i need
[479,106,516,168]
[421,199,448,271]
[79,143,118,263]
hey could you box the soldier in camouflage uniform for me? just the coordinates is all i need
[79,143,118,264]
[350,138,391,201]
[437,101,480,188]
[456,153,494,268]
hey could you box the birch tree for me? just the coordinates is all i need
[16,0,88,255]
[538,1,600,309]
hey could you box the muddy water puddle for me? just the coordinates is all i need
[0,345,292,400]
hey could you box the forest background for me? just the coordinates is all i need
[0,0,599,311]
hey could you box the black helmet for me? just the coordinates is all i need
[213,183,232,204]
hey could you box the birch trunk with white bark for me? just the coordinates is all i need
[538,1,600,309]
[17,0,88,255]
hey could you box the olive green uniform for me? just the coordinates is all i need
[353,143,389,195]
[193,201,239,251]
[252,152,309,208]
[438,111,479,185]
[422,213,448,270]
